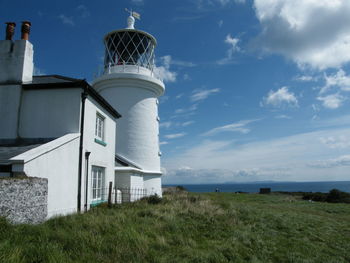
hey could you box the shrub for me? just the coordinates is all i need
[326,189,350,203]
[302,192,327,202]
[142,194,162,204]
[302,189,350,204]
[176,185,187,191]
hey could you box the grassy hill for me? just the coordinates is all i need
[0,191,349,263]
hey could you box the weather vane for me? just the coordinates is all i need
[125,8,141,20]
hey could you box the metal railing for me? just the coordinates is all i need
[94,63,163,82]
[91,186,148,206]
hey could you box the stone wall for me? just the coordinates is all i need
[0,177,48,224]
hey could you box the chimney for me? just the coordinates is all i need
[5,22,16,40]
[21,21,31,40]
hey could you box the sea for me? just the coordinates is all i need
[164,181,350,193]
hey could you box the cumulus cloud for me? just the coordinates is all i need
[253,0,350,69]
[217,34,241,65]
[320,69,350,94]
[202,119,259,136]
[191,88,220,102]
[164,133,187,139]
[261,87,298,108]
[317,93,345,109]
[156,55,177,82]
[58,14,75,26]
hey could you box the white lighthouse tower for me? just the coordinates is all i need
[93,12,164,197]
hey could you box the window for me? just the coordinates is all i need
[91,166,105,202]
[95,113,105,141]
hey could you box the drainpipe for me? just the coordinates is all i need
[84,151,91,212]
[77,90,88,212]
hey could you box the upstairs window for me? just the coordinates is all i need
[95,113,105,141]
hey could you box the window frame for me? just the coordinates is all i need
[91,166,105,203]
[95,112,105,142]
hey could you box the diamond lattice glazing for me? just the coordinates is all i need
[104,30,155,71]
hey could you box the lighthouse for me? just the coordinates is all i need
[93,12,165,197]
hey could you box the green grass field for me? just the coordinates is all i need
[0,191,349,263]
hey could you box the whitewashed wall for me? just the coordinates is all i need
[0,40,33,83]
[11,134,80,218]
[0,85,22,139]
[19,88,81,138]
[144,175,162,197]
[93,73,164,172]
[81,96,116,210]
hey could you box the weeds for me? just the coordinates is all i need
[0,192,349,262]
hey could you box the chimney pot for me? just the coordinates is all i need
[5,22,16,41]
[21,21,31,40]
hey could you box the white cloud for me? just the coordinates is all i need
[159,121,173,129]
[317,93,345,109]
[174,104,198,115]
[195,0,245,9]
[218,20,224,27]
[253,0,350,69]
[131,0,144,4]
[294,75,318,82]
[262,87,298,108]
[164,133,187,139]
[58,14,75,26]
[183,74,191,81]
[217,34,241,65]
[33,67,45,76]
[202,119,259,136]
[217,0,245,5]
[160,141,169,146]
[321,69,350,94]
[176,93,184,99]
[191,88,220,102]
[308,155,350,168]
[275,114,291,119]
[182,121,195,127]
[77,5,90,18]
[320,136,350,149]
[163,127,350,183]
[155,55,177,83]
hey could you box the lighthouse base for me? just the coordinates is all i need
[114,167,162,202]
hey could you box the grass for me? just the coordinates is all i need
[0,191,349,262]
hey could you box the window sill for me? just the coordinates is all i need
[95,138,107,147]
[90,199,107,207]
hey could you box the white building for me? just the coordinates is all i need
[0,15,164,219]
[93,14,164,198]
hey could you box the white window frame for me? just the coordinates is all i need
[95,113,105,141]
[91,166,105,202]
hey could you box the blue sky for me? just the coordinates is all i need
[2,0,350,184]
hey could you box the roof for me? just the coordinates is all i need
[115,154,142,169]
[23,75,121,119]
[0,144,42,163]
